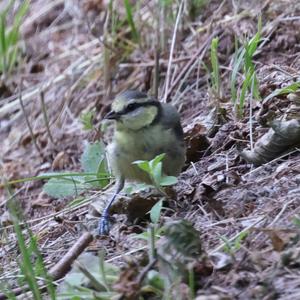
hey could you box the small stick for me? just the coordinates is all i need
[40,91,55,145]
[165,30,219,101]
[18,85,43,159]
[49,232,93,280]
[163,0,184,103]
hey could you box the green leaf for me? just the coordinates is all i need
[8,203,44,300]
[159,176,177,186]
[132,160,151,173]
[147,270,165,290]
[43,177,85,198]
[152,162,163,184]
[12,0,30,29]
[81,142,106,173]
[292,216,300,228]
[123,0,139,43]
[233,231,248,250]
[210,37,220,96]
[0,15,7,72]
[149,153,165,170]
[0,0,29,74]
[124,182,152,194]
[8,43,19,72]
[263,81,300,102]
[150,199,163,223]
[239,69,254,115]
[81,141,109,188]
[0,14,6,54]
[230,46,245,103]
[80,111,94,130]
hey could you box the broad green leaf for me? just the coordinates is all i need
[81,142,106,173]
[147,270,165,290]
[132,160,150,173]
[150,199,163,223]
[81,142,109,188]
[43,177,85,198]
[96,156,109,188]
[152,161,162,184]
[149,153,165,170]
[159,176,177,186]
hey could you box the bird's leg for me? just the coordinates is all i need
[98,177,124,235]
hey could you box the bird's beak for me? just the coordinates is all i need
[104,110,119,120]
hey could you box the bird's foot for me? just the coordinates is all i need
[98,214,111,236]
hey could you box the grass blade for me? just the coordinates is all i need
[210,37,221,97]
[123,0,139,43]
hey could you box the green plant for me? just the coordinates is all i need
[0,201,56,299]
[220,231,249,256]
[230,17,262,116]
[123,0,139,43]
[210,37,221,98]
[57,252,120,300]
[263,81,300,102]
[80,111,95,130]
[43,141,110,198]
[132,153,178,192]
[0,0,29,76]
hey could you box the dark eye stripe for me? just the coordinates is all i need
[126,102,138,112]
[119,100,160,115]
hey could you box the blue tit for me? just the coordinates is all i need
[99,90,185,235]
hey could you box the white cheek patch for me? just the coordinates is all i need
[130,107,143,117]
[122,106,158,130]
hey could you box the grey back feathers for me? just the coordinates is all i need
[118,90,148,101]
[160,103,184,140]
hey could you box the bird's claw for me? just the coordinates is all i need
[98,215,110,236]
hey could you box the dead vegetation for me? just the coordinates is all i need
[0,0,300,299]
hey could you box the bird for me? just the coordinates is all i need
[99,90,186,235]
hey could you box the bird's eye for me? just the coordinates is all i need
[127,103,137,111]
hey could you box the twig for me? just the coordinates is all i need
[136,258,157,285]
[153,2,160,99]
[241,148,300,180]
[18,85,43,159]
[163,0,184,103]
[103,10,112,100]
[165,30,219,101]
[208,216,266,255]
[40,91,55,145]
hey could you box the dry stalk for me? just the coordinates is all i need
[163,0,184,103]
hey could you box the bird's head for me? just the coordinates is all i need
[104,90,160,131]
